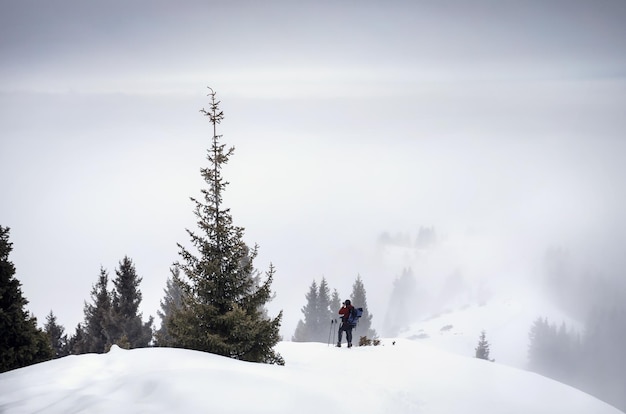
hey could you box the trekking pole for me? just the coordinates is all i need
[328,319,335,346]
[332,319,337,345]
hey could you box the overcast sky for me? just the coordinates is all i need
[1,0,625,338]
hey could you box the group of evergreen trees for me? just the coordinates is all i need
[0,88,283,372]
[527,310,626,411]
[7,255,155,364]
[292,275,377,343]
[533,249,626,411]
[74,258,154,354]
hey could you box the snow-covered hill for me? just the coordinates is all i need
[1,340,622,414]
[376,236,581,369]
[396,288,581,368]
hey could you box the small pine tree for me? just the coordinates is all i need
[44,311,69,358]
[350,274,377,338]
[67,323,88,355]
[0,226,52,372]
[292,280,319,342]
[82,267,113,353]
[330,289,341,316]
[155,267,184,346]
[168,88,283,365]
[316,278,333,340]
[475,330,494,361]
[383,268,418,336]
[109,256,153,348]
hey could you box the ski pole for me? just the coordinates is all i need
[328,319,334,346]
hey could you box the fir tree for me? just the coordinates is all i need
[316,278,333,340]
[109,256,153,348]
[330,288,341,317]
[44,310,69,358]
[383,267,418,336]
[0,226,52,372]
[350,274,377,338]
[475,330,494,361]
[292,280,318,342]
[292,320,308,343]
[82,267,113,353]
[528,317,554,374]
[155,267,184,346]
[67,323,88,355]
[168,88,283,365]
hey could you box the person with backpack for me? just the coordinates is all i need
[337,299,355,348]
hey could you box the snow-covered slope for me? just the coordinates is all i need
[398,288,581,368]
[377,238,581,369]
[1,340,622,414]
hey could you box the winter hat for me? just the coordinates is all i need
[344,299,351,306]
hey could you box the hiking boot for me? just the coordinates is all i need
[336,343,341,347]
[348,343,352,348]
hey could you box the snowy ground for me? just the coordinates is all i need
[1,339,622,414]
[397,288,581,369]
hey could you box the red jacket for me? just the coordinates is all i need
[339,305,354,322]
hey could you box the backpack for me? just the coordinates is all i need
[347,307,363,327]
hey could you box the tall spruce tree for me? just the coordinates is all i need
[155,267,184,346]
[350,274,377,338]
[44,310,69,358]
[168,88,283,365]
[82,267,113,353]
[0,226,52,372]
[109,256,153,348]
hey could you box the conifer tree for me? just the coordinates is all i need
[109,256,153,348]
[155,267,184,346]
[317,278,333,339]
[0,226,52,372]
[383,268,417,336]
[83,267,113,353]
[528,317,553,373]
[44,310,69,358]
[67,323,88,355]
[292,280,318,342]
[350,274,377,338]
[292,320,308,343]
[168,88,283,365]
[330,289,341,317]
[475,330,494,361]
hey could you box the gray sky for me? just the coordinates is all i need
[2,0,626,338]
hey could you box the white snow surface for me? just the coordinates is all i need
[397,289,582,369]
[1,340,622,414]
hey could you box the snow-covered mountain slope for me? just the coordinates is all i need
[376,239,581,369]
[1,340,622,414]
[397,288,581,368]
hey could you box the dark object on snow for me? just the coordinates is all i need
[347,307,363,327]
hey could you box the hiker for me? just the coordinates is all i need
[337,299,355,348]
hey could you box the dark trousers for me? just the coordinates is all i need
[337,322,353,345]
